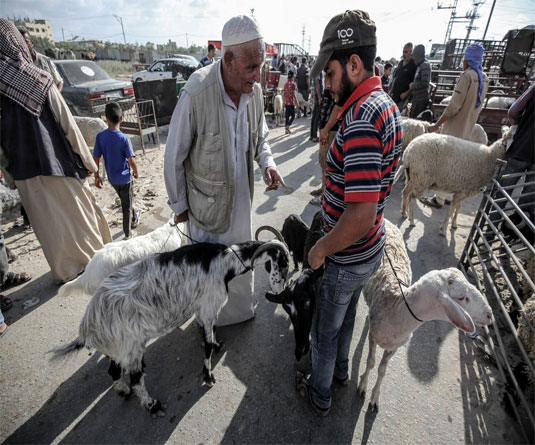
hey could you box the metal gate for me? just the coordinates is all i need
[459,162,535,442]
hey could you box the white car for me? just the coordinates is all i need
[132,57,197,82]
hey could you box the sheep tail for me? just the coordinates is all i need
[393,164,406,184]
[57,275,84,298]
[48,337,85,361]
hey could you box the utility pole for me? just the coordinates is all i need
[307,36,311,54]
[113,14,126,44]
[437,0,484,43]
[438,0,459,43]
[186,33,189,48]
[62,27,64,41]
[465,1,484,39]
[482,0,496,39]
[301,25,306,52]
[250,8,255,17]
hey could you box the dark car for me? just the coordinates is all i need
[54,60,135,117]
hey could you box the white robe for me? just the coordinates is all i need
[164,65,275,326]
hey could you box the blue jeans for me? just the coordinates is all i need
[309,252,383,409]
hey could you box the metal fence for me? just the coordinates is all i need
[120,99,160,154]
[459,162,535,442]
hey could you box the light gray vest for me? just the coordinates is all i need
[182,60,264,233]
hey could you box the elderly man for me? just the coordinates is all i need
[18,27,63,92]
[164,15,285,326]
[297,10,402,416]
[422,42,489,208]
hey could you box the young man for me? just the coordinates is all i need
[198,43,216,68]
[389,42,416,112]
[297,10,403,416]
[283,70,298,134]
[93,102,140,240]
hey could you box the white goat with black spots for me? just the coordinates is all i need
[50,240,290,417]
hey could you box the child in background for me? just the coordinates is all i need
[284,70,298,134]
[93,102,140,240]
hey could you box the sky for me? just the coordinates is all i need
[2,0,533,59]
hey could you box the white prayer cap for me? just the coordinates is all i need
[222,15,263,47]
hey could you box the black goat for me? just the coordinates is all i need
[258,211,324,361]
[256,212,322,270]
[266,268,323,361]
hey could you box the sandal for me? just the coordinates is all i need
[2,271,31,289]
[295,371,330,417]
[0,296,12,311]
[419,196,443,209]
[0,322,7,338]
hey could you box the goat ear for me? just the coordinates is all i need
[439,292,475,333]
[265,290,286,304]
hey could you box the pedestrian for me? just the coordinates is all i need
[381,62,392,92]
[408,44,431,118]
[278,55,287,74]
[283,70,298,134]
[309,72,323,142]
[198,43,216,68]
[297,9,403,416]
[421,42,489,209]
[374,56,384,76]
[309,88,341,205]
[296,57,310,117]
[18,27,63,92]
[93,102,140,240]
[0,19,112,284]
[389,42,416,112]
[288,56,298,77]
[164,15,285,326]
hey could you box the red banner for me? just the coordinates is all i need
[208,40,222,50]
[266,44,278,55]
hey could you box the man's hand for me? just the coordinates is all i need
[95,175,103,189]
[308,241,326,270]
[133,171,139,179]
[400,91,409,100]
[174,210,189,224]
[265,167,286,191]
[319,128,329,145]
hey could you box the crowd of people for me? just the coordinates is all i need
[0,9,533,422]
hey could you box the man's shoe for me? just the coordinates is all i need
[419,196,443,209]
[310,196,322,206]
[333,374,349,386]
[310,188,323,196]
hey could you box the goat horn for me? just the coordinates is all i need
[254,226,284,242]
[251,240,289,264]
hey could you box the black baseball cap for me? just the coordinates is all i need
[310,10,376,78]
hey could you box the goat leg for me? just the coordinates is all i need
[212,326,225,353]
[128,356,166,417]
[369,348,396,412]
[108,359,131,398]
[202,324,217,387]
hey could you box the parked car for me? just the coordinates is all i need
[131,57,197,82]
[54,60,135,117]
[170,54,199,65]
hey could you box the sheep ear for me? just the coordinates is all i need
[439,292,475,333]
[447,276,455,285]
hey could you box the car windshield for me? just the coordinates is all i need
[57,62,112,85]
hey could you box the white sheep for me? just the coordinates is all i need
[400,117,487,151]
[396,127,513,235]
[358,219,493,410]
[73,116,108,147]
[295,91,312,118]
[58,220,185,298]
[273,92,283,126]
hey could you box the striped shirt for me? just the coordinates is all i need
[322,76,403,265]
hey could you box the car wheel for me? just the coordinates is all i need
[135,78,143,82]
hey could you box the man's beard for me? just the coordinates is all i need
[335,68,355,106]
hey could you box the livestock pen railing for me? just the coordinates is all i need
[459,162,535,442]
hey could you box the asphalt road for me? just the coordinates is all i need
[0,117,521,444]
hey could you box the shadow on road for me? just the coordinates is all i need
[5,322,221,444]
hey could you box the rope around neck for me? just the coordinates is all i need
[172,222,250,272]
[384,248,424,323]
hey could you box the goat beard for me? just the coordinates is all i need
[335,68,357,107]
